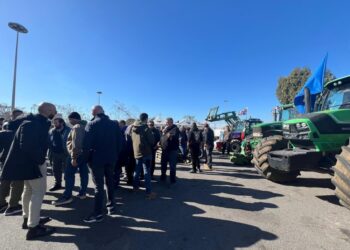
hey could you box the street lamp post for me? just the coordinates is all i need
[8,22,28,111]
[97,91,102,105]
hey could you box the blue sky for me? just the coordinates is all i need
[1,0,350,122]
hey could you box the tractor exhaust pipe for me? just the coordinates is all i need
[304,87,311,114]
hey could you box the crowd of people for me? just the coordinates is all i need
[0,103,215,240]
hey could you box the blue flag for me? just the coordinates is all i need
[294,54,328,113]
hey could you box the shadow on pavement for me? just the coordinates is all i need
[37,172,280,249]
[285,177,335,189]
[316,195,341,207]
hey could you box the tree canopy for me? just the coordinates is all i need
[276,67,336,104]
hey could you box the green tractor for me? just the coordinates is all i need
[252,104,297,138]
[229,118,263,165]
[230,105,296,165]
[252,75,350,209]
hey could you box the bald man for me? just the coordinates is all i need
[83,105,122,223]
[1,102,57,240]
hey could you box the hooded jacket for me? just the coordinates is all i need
[49,124,71,155]
[131,120,155,159]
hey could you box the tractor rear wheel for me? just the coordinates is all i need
[252,135,299,182]
[332,140,350,210]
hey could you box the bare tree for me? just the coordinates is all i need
[111,101,136,120]
[0,103,12,120]
[55,104,89,121]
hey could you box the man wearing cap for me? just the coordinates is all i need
[48,114,71,191]
[52,112,88,206]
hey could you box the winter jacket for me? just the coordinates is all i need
[179,130,188,146]
[131,121,155,159]
[0,130,14,165]
[160,125,180,151]
[49,125,71,155]
[188,129,203,149]
[149,127,161,148]
[1,114,51,180]
[119,126,128,155]
[203,127,215,149]
[0,115,31,165]
[83,113,122,166]
[66,120,87,161]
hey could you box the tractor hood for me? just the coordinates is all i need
[252,122,283,137]
[284,110,350,134]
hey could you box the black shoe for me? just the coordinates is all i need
[26,225,55,240]
[189,169,197,173]
[4,205,22,216]
[51,196,73,206]
[0,203,8,213]
[49,185,63,192]
[83,214,104,223]
[22,217,52,229]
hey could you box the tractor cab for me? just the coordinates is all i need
[231,118,263,141]
[273,104,297,122]
[318,78,350,111]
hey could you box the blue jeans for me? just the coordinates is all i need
[133,156,152,194]
[161,150,178,182]
[179,144,187,160]
[63,158,89,198]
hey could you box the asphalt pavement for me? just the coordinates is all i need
[1,152,350,250]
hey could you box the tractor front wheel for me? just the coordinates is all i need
[332,140,350,210]
[252,135,299,182]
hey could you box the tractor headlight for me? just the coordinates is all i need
[283,124,290,130]
[253,132,263,138]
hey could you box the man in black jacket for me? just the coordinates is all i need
[83,105,122,223]
[160,118,180,183]
[0,109,24,216]
[48,116,71,191]
[203,123,215,170]
[1,102,57,240]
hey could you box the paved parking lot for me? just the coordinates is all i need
[1,153,350,249]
